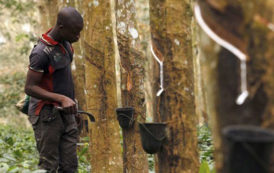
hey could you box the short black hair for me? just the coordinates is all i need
[56,7,83,27]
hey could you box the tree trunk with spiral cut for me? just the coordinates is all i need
[115,0,148,172]
[82,0,123,172]
[196,0,274,172]
[149,0,199,172]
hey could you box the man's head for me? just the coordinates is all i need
[56,7,83,43]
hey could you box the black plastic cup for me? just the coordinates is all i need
[139,122,167,154]
[116,107,135,129]
[223,125,274,173]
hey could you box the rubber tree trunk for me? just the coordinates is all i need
[192,17,208,125]
[196,0,274,172]
[82,0,123,172]
[37,0,58,32]
[114,0,149,172]
[149,0,199,172]
[134,0,154,120]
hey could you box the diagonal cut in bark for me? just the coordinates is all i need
[197,0,248,60]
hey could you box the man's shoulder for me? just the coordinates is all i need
[30,41,56,57]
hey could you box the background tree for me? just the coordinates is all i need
[149,0,199,172]
[37,0,58,33]
[82,0,123,172]
[115,0,149,172]
[192,18,208,125]
[196,0,274,172]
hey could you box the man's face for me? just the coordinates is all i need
[61,21,83,43]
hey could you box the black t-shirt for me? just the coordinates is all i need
[28,30,74,116]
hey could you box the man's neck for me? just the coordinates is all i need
[48,27,62,43]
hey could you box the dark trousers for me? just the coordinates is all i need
[29,105,78,173]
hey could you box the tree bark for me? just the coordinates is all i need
[192,16,208,125]
[82,0,123,172]
[134,0,153,121]
[149,0,199,172]
[115,0,149,172]
[196,0,274,172]
[37,0,58,32]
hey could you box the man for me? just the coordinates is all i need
[24,7,83,172]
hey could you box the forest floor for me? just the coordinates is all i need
[0,121,214,173]
[0,124,91,172]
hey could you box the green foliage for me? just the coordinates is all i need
[0,72,26,117]
[198,125,215,172]
[0,0,38,58]
[0,125,39,172]
[15,34,29,42]
[0,0,36,21]
[15,33,37,55]
[77,137,91,172]
[199,160,216,173]
[148,154,154,172]
[0,125,91,172]
[0,0,36,127]
[199,161,210,173]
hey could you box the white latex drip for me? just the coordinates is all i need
[151,46,164,96]
[194,4,246,61]
[268,23,274,31]
[194,3,249,105]
[236,61,249,105]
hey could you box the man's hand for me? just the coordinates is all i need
[59,96,77,115]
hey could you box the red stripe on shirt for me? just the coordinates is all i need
[34,65,55,116]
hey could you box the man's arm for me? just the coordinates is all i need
[25,69,76,114]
